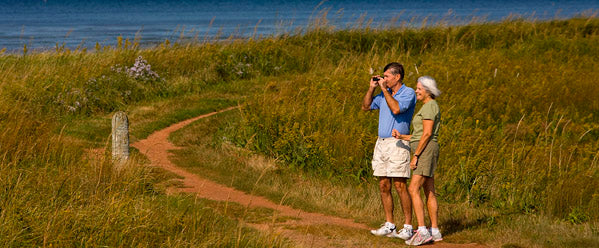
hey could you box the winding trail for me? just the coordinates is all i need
[132,106,366,230]
[130,107,487,247]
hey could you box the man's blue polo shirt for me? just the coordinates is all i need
[370,84,416,138]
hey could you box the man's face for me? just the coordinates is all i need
[382,69,401,88]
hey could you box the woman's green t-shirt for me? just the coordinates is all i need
[410,100,441,142]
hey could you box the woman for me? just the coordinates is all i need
[392,76,442,246]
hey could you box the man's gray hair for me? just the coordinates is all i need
[418,76,441,98]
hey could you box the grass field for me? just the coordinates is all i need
[0,15,598,247]
[171,110,599,247]
[224,17,599,222]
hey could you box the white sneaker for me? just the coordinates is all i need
[370,222,396,236]
[397,226,414,240]
[429,228,443,242]
[385,229,400,238]
[386,226,413,240]
[405,229,433,246]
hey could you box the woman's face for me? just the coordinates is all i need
[415,82,428,101]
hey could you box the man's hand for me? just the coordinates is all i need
[379,77,388,90]
[370,76,380,89]
[363,76,379,111]
[410,156,418,170]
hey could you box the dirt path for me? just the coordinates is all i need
[130,107,487,248]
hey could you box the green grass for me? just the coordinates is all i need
[224,17,599,221]
[0,55,283,246]
[62,94,239,147]
[1,15,598,247]
[170,109,599,247]
[169,113,414,247]
[0,123,287,246]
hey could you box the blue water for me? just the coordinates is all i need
[1,0,598,51]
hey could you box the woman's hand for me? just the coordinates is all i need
[392,129,401,139]
[392,129,411,141]
[410,156,418,170]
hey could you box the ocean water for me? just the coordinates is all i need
[1,0,598,51]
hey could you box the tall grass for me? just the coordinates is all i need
[1,13,598,246]
[224,17,599,221]
[0,104,287,246]
[0,36,292,246]
[171,104,599,248]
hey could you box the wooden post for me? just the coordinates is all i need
[112,111,129,166]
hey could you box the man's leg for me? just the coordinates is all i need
[379,177,394,223]
[393,178,412,225]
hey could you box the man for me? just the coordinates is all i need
[362,62,416,240]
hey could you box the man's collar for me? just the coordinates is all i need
[392,83,405,96]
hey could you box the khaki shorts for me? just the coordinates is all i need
[410,140,439,177]
[372,137,411,178]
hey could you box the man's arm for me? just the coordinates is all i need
[381,88,400,114]
[388,87,416,115]
[362,77,380,111]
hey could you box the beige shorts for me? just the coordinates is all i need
[372,137,411,178]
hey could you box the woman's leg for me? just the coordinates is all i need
[408,174,426,227]
[423,177,438,228]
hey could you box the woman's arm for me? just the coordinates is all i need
[391,129,411,141]
[410,119,434,169]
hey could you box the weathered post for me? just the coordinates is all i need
[112,111,129,167]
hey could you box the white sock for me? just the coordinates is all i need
[431,227,440,235]
[418,226,429,234]
[386,222,396,229]
[404,224,413,230]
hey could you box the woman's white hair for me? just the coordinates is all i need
[418,76,441,98]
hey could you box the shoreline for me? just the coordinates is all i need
[3,13,598,55]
